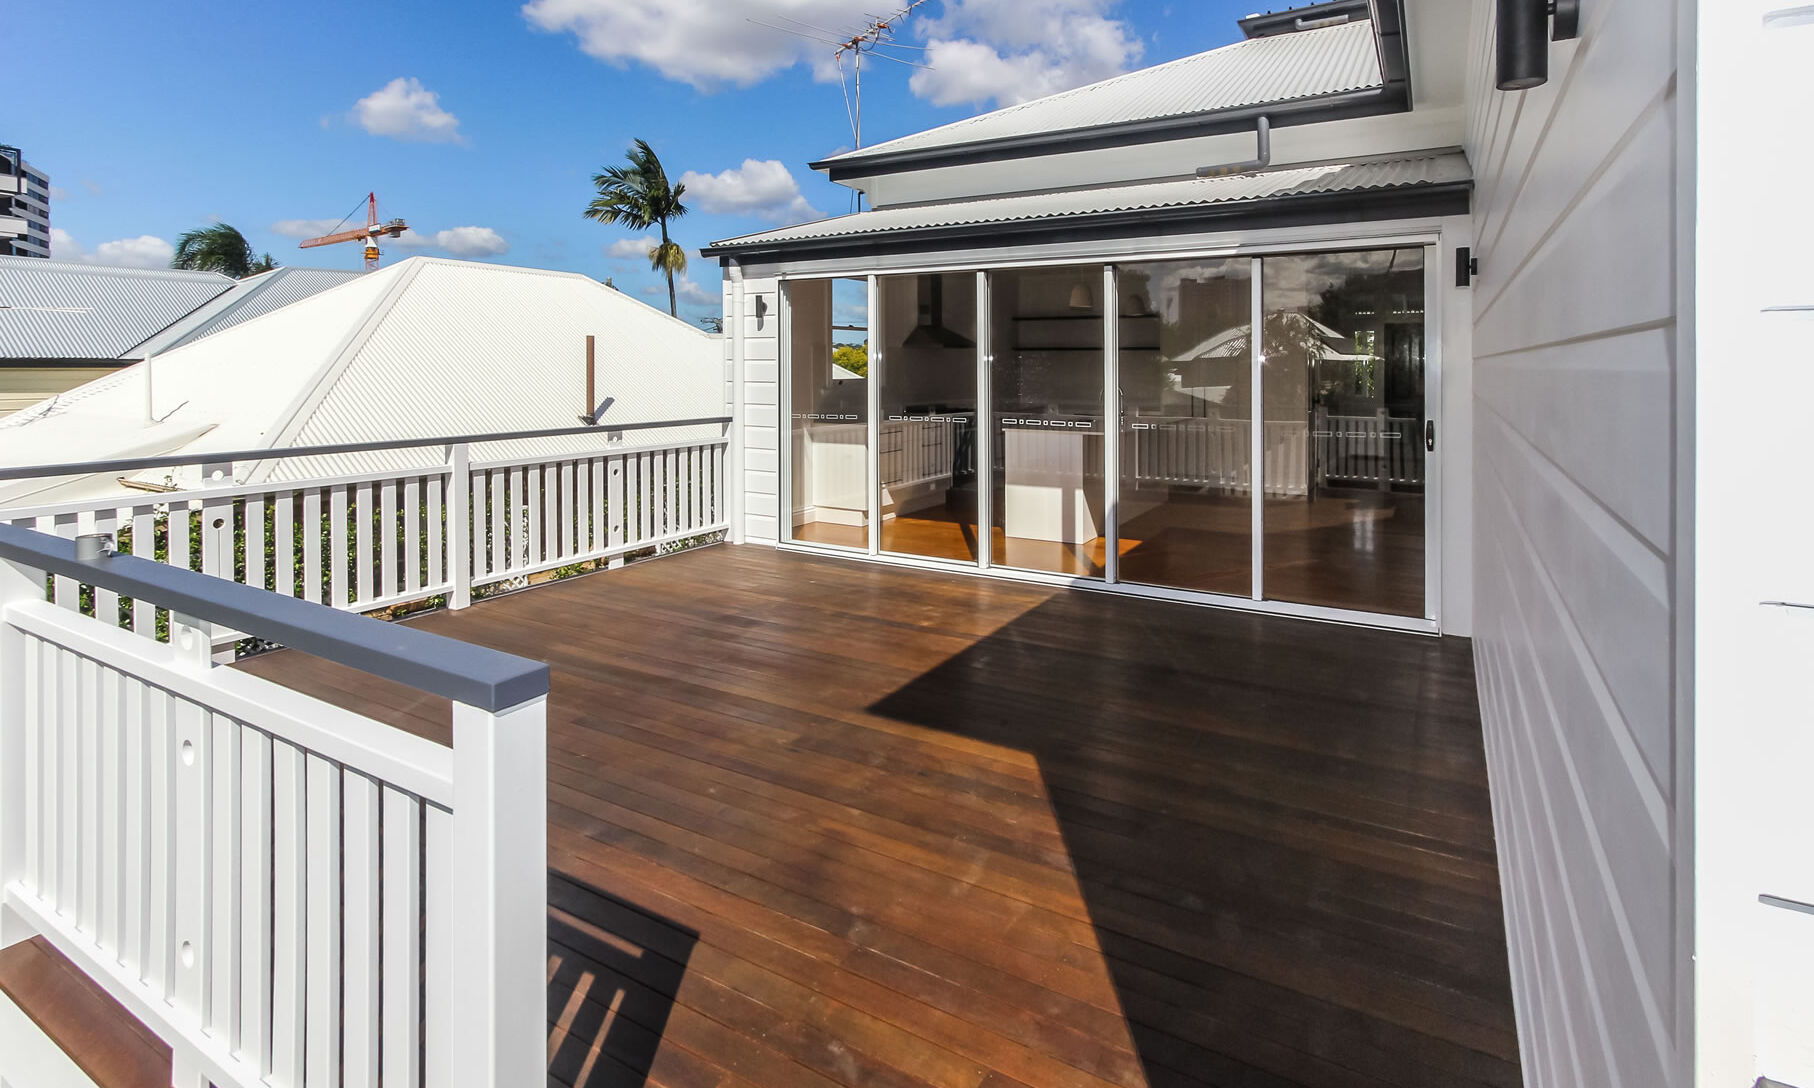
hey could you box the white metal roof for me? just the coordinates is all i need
[0,257,234,360]
[0,257,725,502]
[820,19,1381,168]
[129,266,363,357]
[709,152,1469,252]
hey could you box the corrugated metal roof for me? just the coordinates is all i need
[0,256,234,360]
[822,19,1381,167]
[709,152,1470,252]
[129,266,363,357]
[0,257,725,500]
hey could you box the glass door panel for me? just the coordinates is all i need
[1114,258,1253,596]
[989,266,1107,577]
[1258,249,1427,616]
[876,272,981,563]
[786,277,871,549]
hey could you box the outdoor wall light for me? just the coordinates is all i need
[1496,0,1580,91]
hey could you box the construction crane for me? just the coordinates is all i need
[299,192,408,271]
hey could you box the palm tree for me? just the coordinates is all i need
[170,223,258,278]
[247,252,279,276]
[584,139,689,316]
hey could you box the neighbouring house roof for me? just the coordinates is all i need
[0,257,361,363]
[0,257,234,361]
[705,152,1471,258]
[0,257,726,505]
[130,266,363,356]
[813,10,1403,179]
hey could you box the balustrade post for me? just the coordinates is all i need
[448,695,546,1088]
[448,444,472,610]
[197,461,238,662]
[0,556,42,948]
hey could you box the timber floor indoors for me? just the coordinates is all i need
[240,543,1517,1088]
[792,486,1426,617]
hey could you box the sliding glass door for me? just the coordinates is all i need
[989,265,1109,578]
[1115,257,1254,596]
[782,245,1434,623]
[786,277,871,550]
[1259,249,1427,617]
[876,272,981,563]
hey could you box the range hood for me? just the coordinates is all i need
[902,276,975,350]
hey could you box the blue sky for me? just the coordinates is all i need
[15,0,1259,325]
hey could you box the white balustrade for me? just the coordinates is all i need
[0,524,548,1088]
[0,427,731,642]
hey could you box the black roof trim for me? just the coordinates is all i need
[810,0,1411,183]
[705,179,1470,264]
[1238,0,1371,39]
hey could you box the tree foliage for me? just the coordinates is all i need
[832,342,868,378]
[584,138,690,317]
[170,223,265,278]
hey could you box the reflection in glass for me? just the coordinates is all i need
[877,273,981,563]
[1115,258,1253,596]
[989,266,1107,577]
[787,277,871,549]
[1260,249,1426,616]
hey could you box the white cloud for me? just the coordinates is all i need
[910,0,1142,108]
[521,0,858,89]
[270,218,341,239]
[638,276,715,306]
[391,226,510,258]
[677,160,821,223]
[350,78,466,144]
[50,228,175,269]
[48,185,70,201]
[675,277,717,306]
[604,235,656,259]
[523,0,1140,115]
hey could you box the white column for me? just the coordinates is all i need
[447,444,472,610]
[449,695,546,1088]
[1102,264,1121,585]
[1249,256,1265,601]
[0,556,42,950]
[975,272,993,572]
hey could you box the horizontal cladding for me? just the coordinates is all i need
[1465,0,1685,1086]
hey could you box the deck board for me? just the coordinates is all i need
[240,543,1519,1088]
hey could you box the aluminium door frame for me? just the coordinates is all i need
[772,230,1447,634]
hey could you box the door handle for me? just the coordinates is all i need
[1425,420,1436,452]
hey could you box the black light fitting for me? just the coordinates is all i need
[1496,0,1581,91]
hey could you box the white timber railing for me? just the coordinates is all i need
[0,521,549,1088]
[1125,413,1424,495]
[0,419,731,644]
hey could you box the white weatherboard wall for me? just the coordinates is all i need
[729,264,782,543]
[1465,0,1693,1086]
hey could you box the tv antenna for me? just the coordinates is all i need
[748,1,932,150]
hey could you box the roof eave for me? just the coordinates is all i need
[701,176,1471,262]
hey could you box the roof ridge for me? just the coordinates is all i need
[252,262,426,471]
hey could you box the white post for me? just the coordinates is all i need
[1102,264,1120,585]
[449,696,546,1088]
[448,444,471,610]
[0,556,42,949]
[199,460,237,663]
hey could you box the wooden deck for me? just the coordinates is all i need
[241,543,1518,1088]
